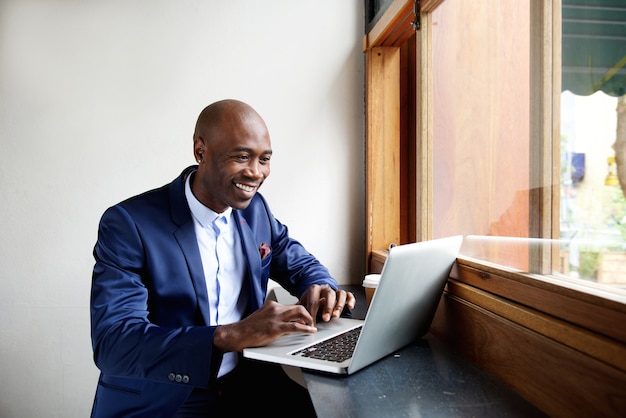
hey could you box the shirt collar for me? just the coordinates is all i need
[184,170,232,228]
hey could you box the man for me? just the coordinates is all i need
[90,99,355,417]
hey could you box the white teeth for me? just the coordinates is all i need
[236,183,255,192]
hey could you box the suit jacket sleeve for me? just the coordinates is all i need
[241,194,339,299]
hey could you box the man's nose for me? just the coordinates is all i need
[244,161,264,178]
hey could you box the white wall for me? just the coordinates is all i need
[0,1,365,415]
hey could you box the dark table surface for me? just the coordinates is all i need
[300,285,546,418]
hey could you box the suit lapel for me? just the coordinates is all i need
[169,168,211,325]
[234,211,264,312]
[173,223,211,324]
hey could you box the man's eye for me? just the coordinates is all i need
[236,155,249,161]
[260,156,271,164]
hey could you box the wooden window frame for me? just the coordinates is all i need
[364,0,626,416]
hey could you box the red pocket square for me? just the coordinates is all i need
[259,242,271,260]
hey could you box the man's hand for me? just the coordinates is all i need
[298,284,356,325]
[213,299,317,353]
[213,285,355,353]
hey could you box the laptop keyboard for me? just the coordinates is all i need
[291,326,362,363]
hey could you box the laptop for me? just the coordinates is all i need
[243,235,463,375]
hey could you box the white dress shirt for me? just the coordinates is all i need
[184,172,248,377]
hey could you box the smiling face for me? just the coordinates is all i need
[191,100,272,213]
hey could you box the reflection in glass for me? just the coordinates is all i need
[430,0,626,290]
[560,0,626,287]
[561,92,626,286]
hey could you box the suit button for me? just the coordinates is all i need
[182,375,190,384]
[175,374,183,383]
[168,373,176,382]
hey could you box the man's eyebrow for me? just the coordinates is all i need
[231,146,273,155]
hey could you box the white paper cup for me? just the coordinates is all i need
[362,274,381,307]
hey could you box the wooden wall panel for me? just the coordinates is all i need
[366,47,401,261]
[430,287,626,417]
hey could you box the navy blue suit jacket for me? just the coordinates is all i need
[90,166,337,417]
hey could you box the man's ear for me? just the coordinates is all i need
[193,136,205,163]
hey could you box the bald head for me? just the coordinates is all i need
[194,99,266,143]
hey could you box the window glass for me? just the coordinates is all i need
[431,0,626,292]
[559,0,626,287]
[431,0,532,269]
[561,91,624,286]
